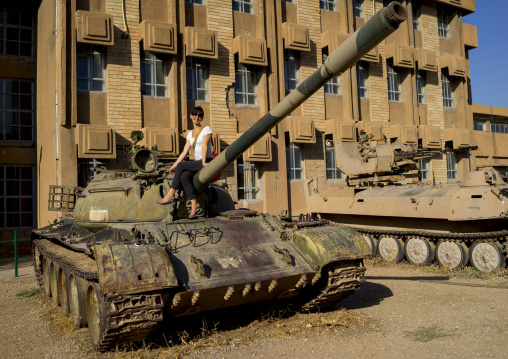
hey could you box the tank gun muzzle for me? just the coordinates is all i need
[193,2,407,192]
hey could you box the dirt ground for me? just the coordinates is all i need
[1,262,507,359]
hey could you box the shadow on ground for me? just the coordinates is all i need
[340,281,393,310]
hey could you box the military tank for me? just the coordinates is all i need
[305,132,508,272]
[32,3,407,351]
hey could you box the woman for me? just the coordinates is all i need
[156,106,214,219]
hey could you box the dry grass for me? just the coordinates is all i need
[44,304,79,339]
[15,287,39,298]
[404,325,453,343]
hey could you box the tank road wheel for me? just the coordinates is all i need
[469,241,506,273]
[436,241,469,270]
[68,273,88,328]
[378,235,404,263]
[57,268,69,314]
[405,237,435,265]
[362,234,378,256]
[86,282,108,350]
[49,262,60,305]
[42,257,51,297]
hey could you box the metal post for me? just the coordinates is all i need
[14,231,18,278]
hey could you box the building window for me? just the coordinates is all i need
[438,11,450,38]
[495,167,508,178]
[325,137,344,180]
[281,0,294,3]
[185,0,205,4]
[0,79,34,141]
[0,165,35,228]
[473,120,486,131]
[235,62,257,105]
[353,0,363,18]
[286,136,303,180]
[284,50,299,93]
[416,69,426,104]
[357,61,368,98]
[441,72,454,109]
[491,123,508,134]
[419,158,430,181]
[446,153,458,181]
[387,63,401,102]
[323,52,341,95]
[320,0,336,11]
[141,50,168,97]
[0,9,33,57]
[412,4,421,31]
[237,158,261,200]
[78,158,104,188]
[233,0,253,13]
[186,57,209,101]
[77,45,106,91]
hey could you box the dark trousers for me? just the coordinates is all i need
[170,159,212,199]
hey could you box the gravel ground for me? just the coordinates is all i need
[1,264,507,359]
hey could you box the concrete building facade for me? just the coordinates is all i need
[0,0,506,237]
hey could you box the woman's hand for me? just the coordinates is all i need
[202,162,208,167]
[169,164,176,174]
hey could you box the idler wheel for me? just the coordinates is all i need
[405,237,435,265]
[86,282,107,348]
[469,241,506,273]
[362,233,378,256]
[378,235,404,263]
[436,240,469,270]
[42,257,51,297]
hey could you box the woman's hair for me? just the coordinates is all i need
[192,106,204,116]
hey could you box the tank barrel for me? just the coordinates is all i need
[194,2,407,192]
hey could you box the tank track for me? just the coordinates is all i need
[302,259,366,311]
[32,237,163,351]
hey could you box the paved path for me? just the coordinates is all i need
[0,259,34,282]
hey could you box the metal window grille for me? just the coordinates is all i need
[186,57,209,101]
[0,9,33,57]
[320,0,336,11]
[446,153,458,181]
[353,0,363,18]
[233,0,253,13]
[141,50,168,97]
[284,50,299,93]
[0,165,35,228]
[286,141,303,180]
[387,64,401,102]
[419,158,430,180]
[237,159,261,200]
[357,61,368,98]
[473,120,486,131]
[438,12,449,38]
[77,45,106,91]
[441,73,454,108]
[0,78,34,141]
[412,5,420,31]
[491,123,508,134]
[325,142,344,180]
[235,62,257,105]
[416,69,426,104]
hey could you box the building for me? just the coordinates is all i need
[0,0,506,238]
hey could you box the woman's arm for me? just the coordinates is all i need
[201,134,212,166]
[169,140,191,173]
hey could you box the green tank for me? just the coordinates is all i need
[32,3,407,350]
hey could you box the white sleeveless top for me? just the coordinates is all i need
[187,126,213,161]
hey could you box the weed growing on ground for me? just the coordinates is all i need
[404,325,452,343]
[15,287,39,298]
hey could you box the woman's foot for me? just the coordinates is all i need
[189,203,200,219]
[156,198,175,205]
[157,189,176,205]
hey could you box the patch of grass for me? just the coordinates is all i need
[44,305,78,338]
[15,287,39,298]
[404,325,452,343]
[449,266,508,280]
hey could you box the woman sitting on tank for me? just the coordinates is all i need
[156,106,214,219]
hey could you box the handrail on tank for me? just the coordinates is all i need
[193,2,407,192]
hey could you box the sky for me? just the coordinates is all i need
[466,0,508,108]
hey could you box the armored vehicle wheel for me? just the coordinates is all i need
[49,262,60,305]
[42,257,51,297]
[57,268,69,314]
[378,236,404,263]
[362,234,377,256]
[436,241,469,269]
[68,273,87,328]
[86,282,107,349]
[469,241,506,272]
[405,237,435,265]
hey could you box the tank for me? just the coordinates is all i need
[304,132,508,272]
[31,3,407,351]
